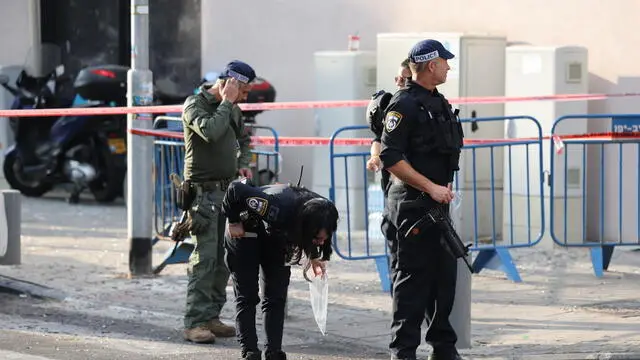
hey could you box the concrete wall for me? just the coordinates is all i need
[150,0,201,96]
[201,0,640,187]
[0,0,39,164]
[0,1,37,73]
[38,0,201,97]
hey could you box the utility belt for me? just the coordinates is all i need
[191,179,233,195]
[174,177,234,211]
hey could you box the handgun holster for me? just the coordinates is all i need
[175,180,195,211]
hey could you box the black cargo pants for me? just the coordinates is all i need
[387,190,459,360]
[224,228,290,357]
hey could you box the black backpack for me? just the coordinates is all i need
[366,90,393,138]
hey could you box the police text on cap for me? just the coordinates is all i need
[413,50,439,63]
[227,69,250,84]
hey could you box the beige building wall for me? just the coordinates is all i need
[202,0,640,183]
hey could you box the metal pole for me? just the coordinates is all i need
[27,0,42,76]
[450,257,472,349]
[0,190,22,266]
[450,184,472,349]
[127,0,154,276]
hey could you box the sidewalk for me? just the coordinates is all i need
[0,193,640,359]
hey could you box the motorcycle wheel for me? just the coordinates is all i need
[88,142,125,203]
[2,150,53,197]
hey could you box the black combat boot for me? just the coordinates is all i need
[242,350,262,360]
[264,349,287,360]
[428,348,463,360]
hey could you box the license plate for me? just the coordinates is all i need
[108,138,126,154]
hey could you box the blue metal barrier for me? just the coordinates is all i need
[151,138,191,274]
[461,116,545,283]
[247,124,281,184]
[146,124,281,274]
[328,125,392,291]
[550,113,640,278]
[329,116,546,291]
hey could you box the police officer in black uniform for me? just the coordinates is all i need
[220,179,339,360]
[366,57,412,184]
[379,39,465,360]
[366,58,411,294]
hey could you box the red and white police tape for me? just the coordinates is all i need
[133,128,640,155]
[3,91,639,155]
[1,91,640,118]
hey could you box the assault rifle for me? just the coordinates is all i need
[401,195,474,273]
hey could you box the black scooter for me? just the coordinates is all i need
[0,65,127,203]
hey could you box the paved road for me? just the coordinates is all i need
[2,189,640,359]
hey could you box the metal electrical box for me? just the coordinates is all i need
[376,32,507,244]
[503,45,589,248]
[311,51,376,234]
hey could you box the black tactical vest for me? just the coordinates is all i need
[406,90,464,183]
[366,90,393,138]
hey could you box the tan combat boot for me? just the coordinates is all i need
[207,317,236,338]
[183,326,216,343]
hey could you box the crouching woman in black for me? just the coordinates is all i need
[220,179,339,360]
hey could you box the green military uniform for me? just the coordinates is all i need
[182,84,252,330]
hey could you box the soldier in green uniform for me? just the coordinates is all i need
[181,60,256,344]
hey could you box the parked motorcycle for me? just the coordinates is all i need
[0,64,128,204]
[241,77,280,185]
